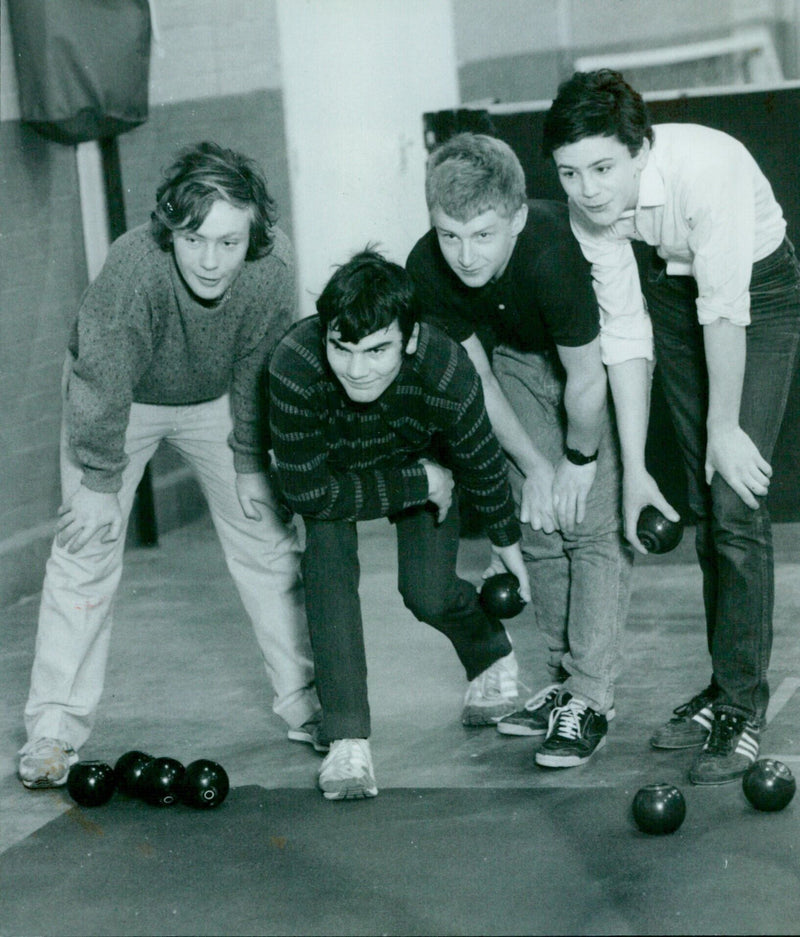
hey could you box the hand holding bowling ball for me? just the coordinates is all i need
[632,782,686,835]
[67,761,116,807]
[742,759,796,812]
[479,573,526,619]
[181,759,230,809]
[636,506,683,554]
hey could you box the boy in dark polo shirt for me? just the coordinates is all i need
[407,133,633,769]
[269,249,530,800]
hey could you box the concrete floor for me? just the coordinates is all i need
[2,514,800,932]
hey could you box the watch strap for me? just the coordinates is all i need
[565,446,599,466]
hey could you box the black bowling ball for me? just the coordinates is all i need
[632,782,686,835]
[181,759,230,809]
[743,759,796,812]
[67,760,116,807]
[138,756,186,806]
[637,506,683,554]
[479,573,526,619]
[113,750,154,798]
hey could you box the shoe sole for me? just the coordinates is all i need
[287,730,330,753]
[21,775,70,790]
[496,723,547,737]
[650,737,708,751]
[462,705,519,727]
[688,772,745,786]
[535,735,607,768]
[321,784,378,800]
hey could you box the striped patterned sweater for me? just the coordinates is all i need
[268,316,519,547]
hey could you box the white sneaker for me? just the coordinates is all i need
[19,738,79,789]
[461,650,519,726]
[318,739,378,800]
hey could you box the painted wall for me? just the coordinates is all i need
[453,0,800,103]
[277,0,459,319]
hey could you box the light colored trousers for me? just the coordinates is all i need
[23,387,317,752]
[493,346,634,714]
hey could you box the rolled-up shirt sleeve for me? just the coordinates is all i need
[569,209,654,366]
[685,154,755,328]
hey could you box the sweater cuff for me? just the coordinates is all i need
[401,463,430,507]
[486,518,521,548]
[233,450,264,476]
[80,468,123,494]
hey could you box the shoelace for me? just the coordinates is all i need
[671,689,716,719]
[704,713,744,754]
[548,699,588,740]
[521,684,561,713]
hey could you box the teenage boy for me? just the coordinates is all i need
[543,69,800,784]
[407,133,633,769]
[268,249,530,800]
[19,142,320,790]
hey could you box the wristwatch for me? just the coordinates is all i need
[565,446,599,466]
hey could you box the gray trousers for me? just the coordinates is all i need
[493,345,633,713]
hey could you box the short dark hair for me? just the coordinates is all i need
[542,69,654,158]
[316,248,417,346]
[425,132,527,220]
[150,141,279,260]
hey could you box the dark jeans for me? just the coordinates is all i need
[642,239,800,723]
[302,502,512,740]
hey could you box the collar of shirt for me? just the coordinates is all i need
[637,157,665,210]
[614,158,666,247]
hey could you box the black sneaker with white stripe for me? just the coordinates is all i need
[650,684,718,750]
[534,692,608,768]
[688,707,760,785]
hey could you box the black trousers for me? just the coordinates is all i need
[302,502,511,740]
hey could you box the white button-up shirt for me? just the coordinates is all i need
[569,123,787,366]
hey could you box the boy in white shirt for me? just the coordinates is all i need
[543,69,800,785]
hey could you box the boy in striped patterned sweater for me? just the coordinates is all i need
[268,249,530,800]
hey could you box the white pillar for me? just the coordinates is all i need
[75,141,111,283]
[276,0,459,318]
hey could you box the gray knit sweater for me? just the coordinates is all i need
[65,223,295,493]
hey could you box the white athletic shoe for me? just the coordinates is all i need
[461,650,519,725]
[318,738,378,800]
[19,738,79,789]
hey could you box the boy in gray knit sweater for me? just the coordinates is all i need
[19,142,320,789]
